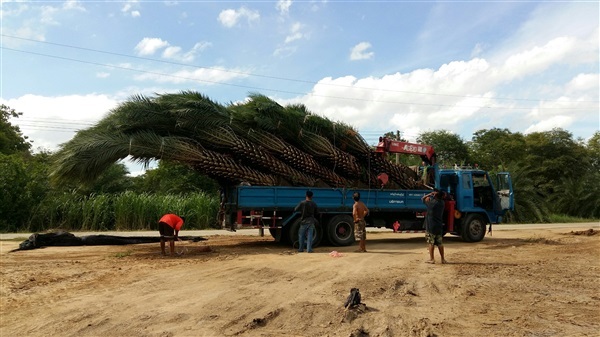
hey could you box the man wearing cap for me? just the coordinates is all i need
[158,213,185,256]
[422,189,447,264]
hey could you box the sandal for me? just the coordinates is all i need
[425,260,435,264]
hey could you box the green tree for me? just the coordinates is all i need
[417,130,469,167]
[77,162,133,195]
[549,173,600,219]
[587,131,600,171]
[0,152,53,232]
[546,132,600,219]
[503,162,551,223]
[523,128,589,194]
[132,160,219,195]
[0,104,31,155]
[469,128,526,170]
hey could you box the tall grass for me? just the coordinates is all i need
[25,192,219,232]
[547,213,599,223]
[113,192,219,230]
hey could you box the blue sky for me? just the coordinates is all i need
[1,0,598,173]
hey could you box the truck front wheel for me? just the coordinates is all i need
[461,214,486,242]
[326,215,355,246]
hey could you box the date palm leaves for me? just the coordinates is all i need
[51,91,422,189]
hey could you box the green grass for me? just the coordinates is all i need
[24,191,219,232]
[548,214,600,223]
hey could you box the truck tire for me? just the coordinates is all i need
[288,218,323,249]
[461,214,486,242]
[326,215,355,246]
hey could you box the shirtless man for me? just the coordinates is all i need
[352,192,369,252]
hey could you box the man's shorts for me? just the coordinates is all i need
[354,219,366,240]
[159,221,175,237]
[426,233,443,246]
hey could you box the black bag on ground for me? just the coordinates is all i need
[19,231,84,250]
[344,288,361,308]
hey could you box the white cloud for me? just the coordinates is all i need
[273,45,297,57]
[490,2,598,65]
[471,43,485,58]
[121,0,140,17]
[499,36,576,81]
[134,37,169,56]
[350,42,374,61]
[2,0,86,42]
[0,3,30,18]
[284,22,306,43]
[277,0,293,15]
[162,46,182,59]
[218,7,260,28]
[136,39,211,62]
[2,94,118,151]
[565,73,599,94]
[96,72,110,78]
[40,5,59,25]
[282,27,597,144]
[524,116,574,135]
[62,0,86,12]
[133,67,249,85]
[169,41,212,62]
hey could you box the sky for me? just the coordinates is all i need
[1,0,599,174]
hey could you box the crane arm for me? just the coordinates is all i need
[375,137,436,165]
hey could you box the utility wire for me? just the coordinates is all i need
[3,46,597,111]
[0,34,598,105]
[3,34,599,107]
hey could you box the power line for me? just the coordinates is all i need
[15,117,96,126]
[3,46,597,111]
[3,34,599,106]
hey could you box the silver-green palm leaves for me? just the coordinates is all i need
[52,91,423,189]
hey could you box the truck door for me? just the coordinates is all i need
[496,173,514,211]
[473,172,495,211]
[459,172,474,209]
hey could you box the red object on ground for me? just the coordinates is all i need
[393,221,400,232]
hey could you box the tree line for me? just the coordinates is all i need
[1,103,598,232]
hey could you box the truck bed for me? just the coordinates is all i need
[234,186,431,212]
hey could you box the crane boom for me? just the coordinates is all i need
[375,137,436,165]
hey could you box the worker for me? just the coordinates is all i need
[422,189,447,264]
[158,213,185,256]
[352,192,369,253]
[294,190,319,253]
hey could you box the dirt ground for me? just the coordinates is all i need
[1,225,599,337]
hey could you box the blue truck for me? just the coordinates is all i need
[222,159,514,247]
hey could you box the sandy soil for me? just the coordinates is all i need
[1,225,599,337]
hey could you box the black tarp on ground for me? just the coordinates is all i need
[12,231,207,252]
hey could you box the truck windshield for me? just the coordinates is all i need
[497,174,511,191]
[473,174,490,187]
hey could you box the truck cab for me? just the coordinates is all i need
[437,167,514,241]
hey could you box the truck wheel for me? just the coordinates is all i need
[461,214,486,242]
[326,215,355,246]
[288,218,323,248]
